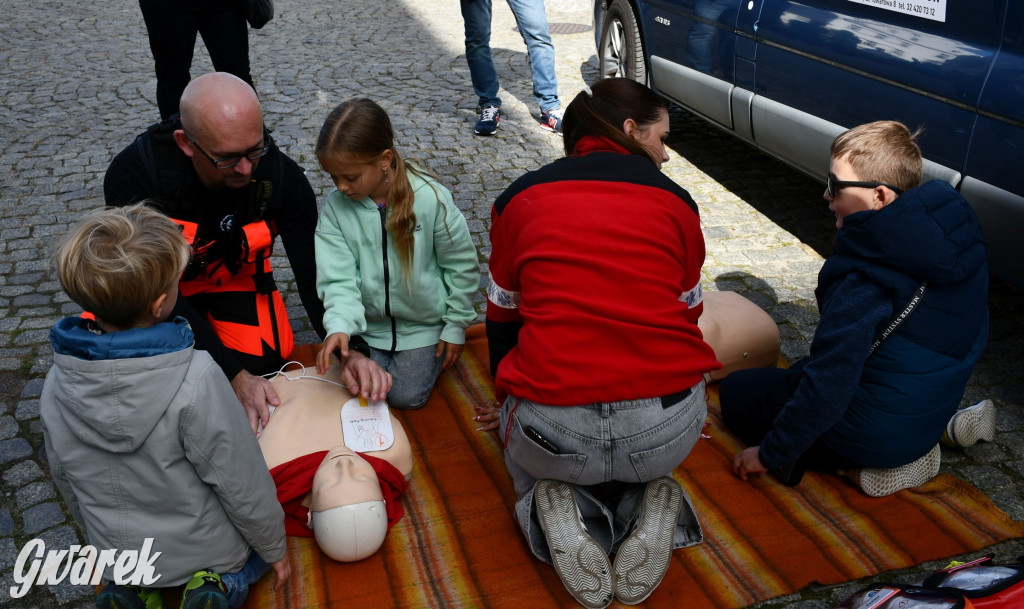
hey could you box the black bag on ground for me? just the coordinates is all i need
[244,0,274,29]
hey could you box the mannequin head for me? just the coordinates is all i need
[309,445,388,561]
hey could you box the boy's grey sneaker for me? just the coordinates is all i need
[851,443,941,497]
[540,107,564,134]
[612,477,683,604]
[474,106,500,135]
[534,479,613,609]
[943,399,995,448]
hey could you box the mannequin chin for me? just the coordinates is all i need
[312,500,388,562]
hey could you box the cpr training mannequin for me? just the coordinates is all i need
[258,360,413,562]
[697,290,780,381]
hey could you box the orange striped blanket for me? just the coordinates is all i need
[244,325,1024,608]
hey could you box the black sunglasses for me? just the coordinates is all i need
[183,129,271,170]
[827,173,904,199]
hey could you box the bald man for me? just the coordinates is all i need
[104,72,392,433]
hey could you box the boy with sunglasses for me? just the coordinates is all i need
[720,120,993,496]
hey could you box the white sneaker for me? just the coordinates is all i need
[944,399,996,448]
[535,480,613,609]
[852,444,941,497]
[612,477,683,604]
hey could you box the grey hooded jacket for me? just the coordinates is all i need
[41,317,286,586]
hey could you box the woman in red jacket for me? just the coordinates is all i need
[485,78,720,609]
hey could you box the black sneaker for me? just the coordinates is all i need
[179,570,227,609]
[474,106,500,135]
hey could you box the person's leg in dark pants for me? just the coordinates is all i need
[139,0,201,119]
[720,359,856,483]
[719,358,807,447]
[460,0,501,108]
[197,4,254,92]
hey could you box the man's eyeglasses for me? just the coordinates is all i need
[183,129,271,170]
[827,173,904,199]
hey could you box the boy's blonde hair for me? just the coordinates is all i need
[831,120,924,192]
[53,204,190,328]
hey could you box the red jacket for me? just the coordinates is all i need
[486,137,720,405]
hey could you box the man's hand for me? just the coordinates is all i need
[733,446,768,481]
[271,556,291,591]
[340,350,392,402]
[230,371,281,433]
[436,340,464,370]
[316,332,349,375]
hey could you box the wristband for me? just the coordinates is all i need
[348,335,371,358]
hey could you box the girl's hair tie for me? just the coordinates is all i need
[583,85,593,98]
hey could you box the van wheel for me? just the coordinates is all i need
[599,0,646,84]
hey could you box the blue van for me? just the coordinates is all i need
[594,0,1023,284]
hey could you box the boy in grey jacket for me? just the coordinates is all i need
[41,204,290,609]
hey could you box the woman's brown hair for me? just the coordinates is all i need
[562,78,667,165]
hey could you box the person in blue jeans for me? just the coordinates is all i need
[460,0,563,135]
[486,80,717,608]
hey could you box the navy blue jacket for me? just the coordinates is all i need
[759,180,989,469]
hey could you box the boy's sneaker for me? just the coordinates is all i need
[96,583,164,609]
[612,477,683,604]
[180,570,228,609]
[943,399,996,448]
[534,479,613,609]
[851,444,941,497]
[540,108,564,134]
[474,106,500,135]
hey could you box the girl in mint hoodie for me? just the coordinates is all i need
[314,97,478,409]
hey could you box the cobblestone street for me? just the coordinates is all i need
[1,0,1022,606]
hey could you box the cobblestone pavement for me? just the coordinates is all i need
[2,0,1022,607]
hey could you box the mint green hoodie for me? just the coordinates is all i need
[315,171,479,351]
